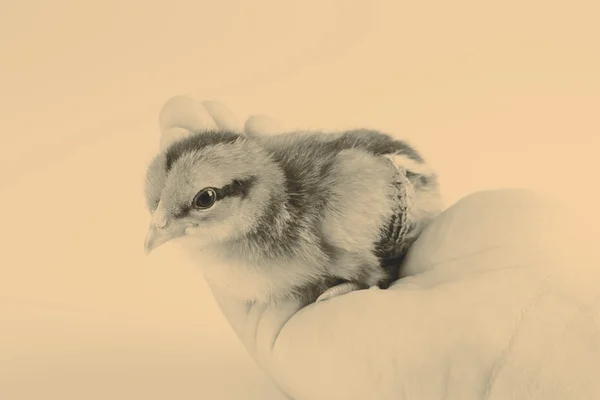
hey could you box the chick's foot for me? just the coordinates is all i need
[315,282,365,303]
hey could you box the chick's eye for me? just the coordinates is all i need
[192,188,217,209]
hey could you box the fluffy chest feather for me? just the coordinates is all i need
[182,243,329,303]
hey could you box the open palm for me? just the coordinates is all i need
[156,96,600,400]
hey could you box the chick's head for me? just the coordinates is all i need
[143,131,283,254]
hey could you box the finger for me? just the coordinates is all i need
[158,95,220,150]
[159,127,196,152]
[159,95,218,132]
[244,114,283,136]
[206,280,304,368]
[201,100,243,132]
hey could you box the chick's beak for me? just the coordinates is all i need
[144,203,185,254]
[144,224,173,254]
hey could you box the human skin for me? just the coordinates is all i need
[158,96,600,400]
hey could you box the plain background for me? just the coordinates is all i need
[1,0,599,399]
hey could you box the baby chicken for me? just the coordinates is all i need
[144,128,443,305]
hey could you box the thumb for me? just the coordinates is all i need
[205,278,305,368]
[244,114,284,136]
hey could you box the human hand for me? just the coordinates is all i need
[156,96,600,400]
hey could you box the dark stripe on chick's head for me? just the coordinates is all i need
[215,176,257,200]
[164,130,243,172]
[172,176,258,219]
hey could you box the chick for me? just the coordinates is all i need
[144,128,443,305]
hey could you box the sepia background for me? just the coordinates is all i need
[1,0,599,398]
